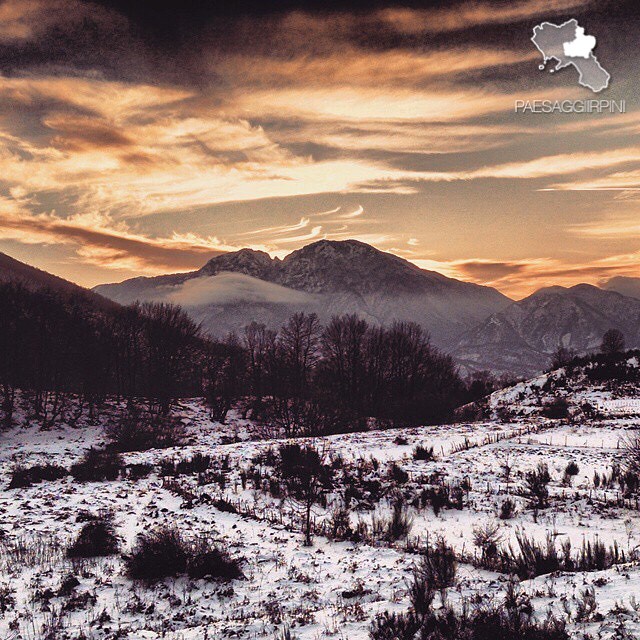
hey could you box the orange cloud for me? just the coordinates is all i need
[377,0,590,34]
[413,254,640,299]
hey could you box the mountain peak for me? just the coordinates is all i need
[199,248,275,279]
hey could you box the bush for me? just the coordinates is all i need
[186,538,243,581]
[525,463,551,509]
[371,568,569,640]
[503,531,561,579]
[125,526,243,583]
[8,463,67,489]
[565,461,579,476]
[125,527,188,582]
[415,537,457,604]
[472,521,502,566]
[499,498,516,520]
[108,405,186,452]
[501,531,626,579]
[67,516,119,558]
[541,397,569,419]
[70,448,122,482]
[160,452,211,477]
[388,462,409,484]
[126,463,154,481]
[413,445,435,461]
[373,495,413,542]
[370,611,420,640]
[328,504,353,541]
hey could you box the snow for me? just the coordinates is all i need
[1,373,640,639]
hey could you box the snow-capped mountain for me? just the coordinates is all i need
[93,239,512,349]
[454,284,640,377]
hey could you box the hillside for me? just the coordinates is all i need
[0,251,116,310]
[1,359,639,638]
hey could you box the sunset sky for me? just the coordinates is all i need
[0,0,639,298]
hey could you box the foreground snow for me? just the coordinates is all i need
[1,392,639,639]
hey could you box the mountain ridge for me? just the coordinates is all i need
[453,283,640,377]
[94,239,512,349]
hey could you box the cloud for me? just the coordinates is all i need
[214,47,538,89]
[411,253,640,299]
[159,272,315,307]
[0,203,228,272]
[568,210,640,238]
[232,86,569,123]
[279,121,538,155]
[545,169,640,192]
[377,0,590,34]
[0,0,112,43]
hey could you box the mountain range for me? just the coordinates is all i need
[453,284,640,377]
[94,240,512,350]
[2,241,639,378]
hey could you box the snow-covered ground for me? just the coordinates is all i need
[1,372,640,639]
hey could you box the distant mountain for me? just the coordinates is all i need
[601,276,640,301]
[94,239,512,349]
[453,284,640,378]
[0,251,115,310]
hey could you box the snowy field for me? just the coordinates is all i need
[1,369,640,639]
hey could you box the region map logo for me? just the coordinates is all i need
[531,19,609,93]
[515,18,624,114]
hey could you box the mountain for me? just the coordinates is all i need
[601,276,640,301]
[0,251,116,310]
[453,283,640,378]
[94,240,512,349]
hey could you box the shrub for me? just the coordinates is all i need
[624,434,640,481]
[125,526,243,583]
[371,570,569,640]
[8,463,67,489]
[415,537,457,604]
[413,445,435,461]
[501,531,626,579]
[541,397,569,419]
[277,443,333,545]
[125,527,188,582]
[126,463,154,481]
[473,521,502,566]
[525,463,551,509]
[186,538,243,581]
[108,405,186,452]
[499,498,516,520]
[70,448,122,482]
[388,462,409,484]
[0,585,15,614]
[565,461,579,476]
[160,452,211,477]
[503,531,561,579]
[67,516,119,558]
[375,495,413,542]
[370,611,420,640]
[328,504,353,541]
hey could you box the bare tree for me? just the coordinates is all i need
[550,344,576,369]
[601,328,625,355]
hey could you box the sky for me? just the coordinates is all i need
[0,0,639,298]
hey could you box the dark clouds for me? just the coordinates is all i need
[1,0,640,295]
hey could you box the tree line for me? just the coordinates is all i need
[0,281,490,433]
